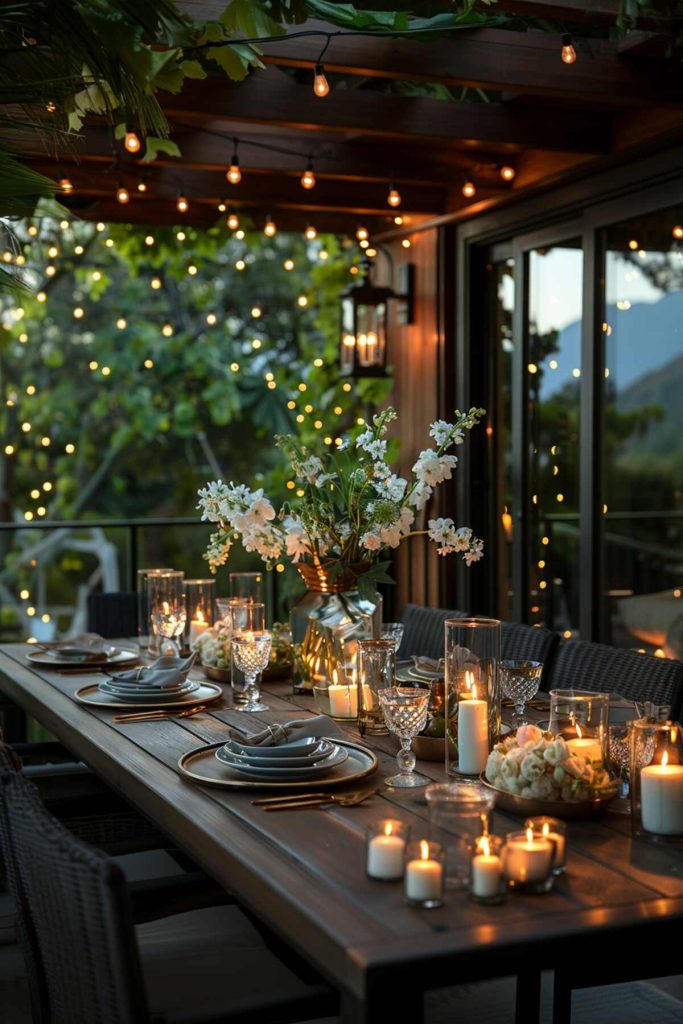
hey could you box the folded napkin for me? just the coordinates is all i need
[42,632,111,656]
[411,655,444,676]
[105,652,197,691]
[228,715,345,747]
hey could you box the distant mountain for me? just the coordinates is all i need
[615,352,683,472]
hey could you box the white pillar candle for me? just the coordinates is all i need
[367,825,406,880]
[189,618,210,646]
[566,736,603,764]
[405,841,443,902]
[458,679,488,775]
[329,684,358,719]
[640,759,683,836]
[505,831,553,883]
[472,851,503,898]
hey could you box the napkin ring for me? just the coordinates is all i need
[268,724,287,744]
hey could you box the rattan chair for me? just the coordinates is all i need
[547,640,683,721]
[501,621,559,689]
[0,760,337,1024]
[398,604,468,661]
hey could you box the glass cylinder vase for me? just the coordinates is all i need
[229,572,264,604]
[289,559,381,701]
[445,618,501,779]
[184,579,216,649]
[548,689,609,766]
[147,571,184,656]
[136,567,173,652]
[630,720,683,843]
[357,639,395,736]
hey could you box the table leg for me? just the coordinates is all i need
[341,983,424,1023]
[552,970,572,1024]
[516,968,542,1024]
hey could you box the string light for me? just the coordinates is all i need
[116,182,130,204]
[137,177,147,193]
[393,215,403,225]
[28,225,38,236]
[230,362,240,372]
[150,277,162,290]
[206,313,217,325]
[235,229,245,240]
[176,231,186,241]
[72,306,84,319]
[252,338,262,349]
[58,173,73,193]
[359,239,369,250]
[387,183,401,207]
[673,225,683,240]
[145,235,154,246]
[462,178,476,198]
[297,295,308,307]
[400,240,410,250]
[65,443,75,453]
[36,291,46,302]
[116,317,127,329]
[144,359,154,369]
[356,226,369,241]
[304,224,317,241]
[41,436,51,446]
[227,140,241,184]
[283,259,294,271]
[251,306,262,318]
[188,264,198,275]
[74,245,83,254]
[313,63,329,97]
[92,270,101,281]
[101,367,110,377]
[217,201,227,212]
[45,265,56,277]
[235,259,246,271]
[313,358,323,367]
[124,129,141,154]
[176,193,189,213]
[47,245,59,258]
[500,165,516,181]
[561,34,577,64]
[301,157,316,190]
[263,215,277,237]
[227,210,240,230]
[162,323,174,337]
[96,222,106,232]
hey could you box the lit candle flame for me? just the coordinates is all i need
[576,722,583,739]
[542,822,550,838]
[196,607,205,623]
[332,668,339,686]
[662,750,669,768]
[465,669,475,692]
[419,840,430,860]
[526,827,534,843]
[384,821,393,837]
[478,836,491,857]
[162,601,170,614]
[472,683,478,700]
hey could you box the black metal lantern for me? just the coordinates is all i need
[339,258,395,377]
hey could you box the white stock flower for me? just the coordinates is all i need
[428,517,457,544]
[413,449,458,486]
[283,516,311,563]
[355,429,373,449]
[429,420,453,446]
[364,439,387,462]
[375,473,407,502]
[408,480,432,510]
[463,538,484,566]
[379,507,414,549]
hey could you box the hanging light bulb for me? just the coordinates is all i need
[356,226,369,242]
[116,182,130,204]
[124,129,141,154]
[499,165,516,181]
[227,210,240,230]
[304,224,317,241]
[58,173,73,194]
[137,177,147,193]
[217,200,227,212]
[313,63,329,97]
[462,178,476,198]
[176,193,189,213]
[301,157,316,190]
[673,225,683,240]
[387,183,401,208]
[264,215,277,237]
[227,140,241,184]
[561,34,577,64]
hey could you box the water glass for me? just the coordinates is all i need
[381,623,405,653]
[231,631,272,712]
[425,781,496,888]
[357,639,396,736]
[500,659,543,726]
[378,687,431,788]
[229,572,264,604]
[229,602,266,704]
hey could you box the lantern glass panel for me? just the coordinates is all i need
[341,296,356,374]
[355,302,386,369]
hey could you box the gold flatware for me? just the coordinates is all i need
[254,789,379,812]
[113,704,208,724]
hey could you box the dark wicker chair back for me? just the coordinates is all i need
[548,640,683,721]
[501,622,559,689]
[0,760,149,1024]
[398,604,468,661]
[87,592,138,639]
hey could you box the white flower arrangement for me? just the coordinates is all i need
[485,724,614,802]
[197,406,485,596]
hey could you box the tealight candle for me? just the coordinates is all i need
[640,752,683,836]
[189,608,209,646]
[470,835,505,903]
[457,673,489,775]
[505,828,554,893]
[366,820,408,880]
[566,723,603,764]
[405,840,444,907]
[525,817,567,875]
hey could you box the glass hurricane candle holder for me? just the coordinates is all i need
[548,689,609,766]
[425,782,496,889]
[366,819,410,881]
[504,828,555,894]
[524,817,567,875]
[231,631,272,713]
[229,572,264,604]
[445,618,501,779]
[469,835,507,905]
[630,720,683,843]
[151,604,186,657]
[147,571,184,656]
[136,568,173,652]
[357,639,396,736]
[404,840,445,908]
[185,579,216,648]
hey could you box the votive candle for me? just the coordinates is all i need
[366,820,408,880]
[405,840,444,907]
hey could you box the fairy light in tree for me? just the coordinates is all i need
[137,177,147,193]
[89,360,98,371]
[145,235,154,246]
[162,323,174,337]
[359,239,369,250]
[92,270,101,281]
[235,229,245,240]
[393,215,403,225]
[673,225,683,240]
[235,259,246,271]
[116,317,127,329]
[124,129,141,154]
[227,140,241,184]
[304,224,317,241]
[15,255,25,266]
[356,226,369,241]
[30,489,40,499]
[26,385,36,395]
[252,338,262,349]
[301,158,316,190]
[28,225,38,237]
[206,312,217,325]
[263,215,277,237]
[150,277,162,290]
[37,507,46,518]
[227,210,240,230]
[217,201,227,213]
[116,182,130,204]
[65,443,75,454]
[177,231,186,242]
[144,359,154,369]
[188,264,198,275]
[366,247,377,257]
[47,245,59,258]
[45,265,56,277]
[19,333,27,343]
[296,414,304,423]
[313,63,329,97]
[287,400,296,410]
[73,306,84,319]
[24,512,33,522]
[74,245,84,255]
[387,183,401,207]
[297,295,308,307]
[251,306,262,318]
[401,240,411,250]
[4,445,14,455]
[283,259,294,271]
[499,165,516,181]
[41,436,51,446]
[314,419,323,429]
[462,178,476,198]
[561,34,577,63]
[230,362,240,373]
[96,222,106,232]
[176,193,189,213]
[314,358,323,367]
[37,292,46,302]
[319,249,328,261]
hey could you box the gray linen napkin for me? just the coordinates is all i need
[105,653,197,691]
[228,715,346,746]
[42,633,112,658]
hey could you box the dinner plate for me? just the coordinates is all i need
[221,736,328,759]
[178,738,378,790]
[27,648,139,669]
[221,741,336,768]
[215,744,348,780]
[97,683,200,703]
[74,681,223,709]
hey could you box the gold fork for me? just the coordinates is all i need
[112,704,208,724]
[253,789,380,812]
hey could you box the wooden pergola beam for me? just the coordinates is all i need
[160,75,611,154]
[258,24,682,106]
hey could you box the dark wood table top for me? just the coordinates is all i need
[1,643,682,1022]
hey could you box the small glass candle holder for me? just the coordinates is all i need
[630,720,683,844]
[524,817,567,875]
[469,835,507,905]
[425,781,496,889]
[185,579,216,648]
[136,568,173,652]
[548,689,609,766]
[366,819,409,881]
[357,639,396,736]
[504,828,555,894]
[404,840,445,908]
[147,570,184,656]
[445,618,501,779]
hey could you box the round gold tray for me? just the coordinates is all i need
[480,776,619,820]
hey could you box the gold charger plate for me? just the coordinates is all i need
[177,737,378,790]
[74,681,223,710]
[480,775,619,820]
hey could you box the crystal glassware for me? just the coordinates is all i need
[445,618,501,778]
[378,686,431,788]
[229,602,266,704]
[229,572,264,604]
[608,721,635,813]
[231,631,272,712]
[381,623,405,653]
[357,639,395,736]
[500,659,543,726]
[151,603,186,657]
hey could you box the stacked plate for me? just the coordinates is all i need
[98,668,200,703]
[215,736,349,781]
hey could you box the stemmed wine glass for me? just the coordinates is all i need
[231,632,272,712]
[151,605,186,657]
[378,686,431,788]
[500,659,543,726]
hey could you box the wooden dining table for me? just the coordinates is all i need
[1,641,682,1024]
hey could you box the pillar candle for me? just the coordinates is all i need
[566,736,603,764]
[640,760,683,836]
[458,678,488,775]
[328,684,358,719]
[472,851,503,899]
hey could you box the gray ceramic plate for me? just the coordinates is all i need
[75,681,222,709]
[215,743,348,780]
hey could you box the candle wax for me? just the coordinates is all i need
[472,854,502,898]
[367,834,405,879]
